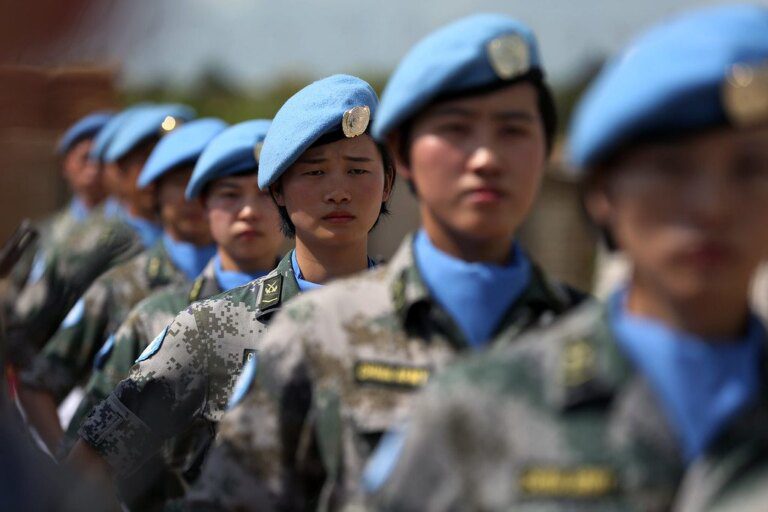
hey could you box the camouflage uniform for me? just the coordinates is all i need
[78,251,300,481]
[183,235,585,511]
[18,239,187,404]
[369,300,768,512]
[6,209,143,367]
[63,259,223,452]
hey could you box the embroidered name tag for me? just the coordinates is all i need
[519,466,618,498]
[354,361,430,389]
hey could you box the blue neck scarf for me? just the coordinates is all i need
[121,211,163,249]
[102,197,124,219]
[162,234,217,280]
[610,289,764,463]
[290,249,376,292]
[213,254,269,291]
[413,229,532,348]
[68,198,90,222]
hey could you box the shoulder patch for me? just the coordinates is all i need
[519,465,618,498]
[258,275,282,311]
[61,297,86,329]
[93,334,116,370]
[354,360,431,390]
[136,325,169,363]
[228,354,258,409]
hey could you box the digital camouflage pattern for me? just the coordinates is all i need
[6,209,143,367]
[63,258,222,453]
[369,301,768,512]
[18,240,188,403]
[184,235,585,512]
[78,251,300,481]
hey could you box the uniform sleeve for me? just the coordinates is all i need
[185,304,318,512]
[18,281,109,402]
[77,306,210,477]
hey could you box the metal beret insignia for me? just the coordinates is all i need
[253,141,264,162]
[487,34,531,80]
[342,105,370,138]
[160,115,179,133]
[723,62,768,127]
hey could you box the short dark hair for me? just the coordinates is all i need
[269,130,395,238]
[395,71,558,195]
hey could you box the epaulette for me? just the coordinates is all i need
[258,274,282,311]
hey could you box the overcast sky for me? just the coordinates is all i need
[47,0,767,90]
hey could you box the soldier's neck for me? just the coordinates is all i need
[293,237,369,284]
[626,276,751,340]
[218,248,276,275]
[420,215,515,264]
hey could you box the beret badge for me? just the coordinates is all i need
[342,105,370,138]
[723,62,768,127]
[253,141,264,162]
[160,115,180,134]
[486,34,530,80]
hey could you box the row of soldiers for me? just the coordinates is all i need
[2,4,768,511]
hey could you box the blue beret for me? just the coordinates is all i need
[373,13,542,140]
[105,103,197,163]
[186,119,272,199]
[57,111,114,155]
[258,74,378,189]
[569,4,768,172]
[89,105,152,163]
[138,118,228,188]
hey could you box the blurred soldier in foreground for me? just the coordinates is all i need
[68,74,394,506]
[184,13,585,511]
[61,120,284,510]
[367,5,768,512]
[17,114,221,459]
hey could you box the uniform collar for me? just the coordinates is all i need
[188,258,222,303]
[387,233,580,349]
[253,251,301,320]
[144,239,183,287]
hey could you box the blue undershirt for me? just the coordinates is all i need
[213,254,269,291]
[609,289,764,462]
[413,229,532,348]
[162,234,216,280]
[102,197,124,219]
[68,198,90,222]
[290,249,376,292]
[121,211,163,249]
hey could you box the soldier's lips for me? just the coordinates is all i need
[235,229,262,239]
[322,211,356,224]
[462,186,506,204]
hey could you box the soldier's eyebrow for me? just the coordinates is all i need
[344,155,373,163]
[211,180,241,190]
[494,111,535,123]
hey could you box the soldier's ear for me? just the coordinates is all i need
[388,131,412,182]
[269,182,285,207]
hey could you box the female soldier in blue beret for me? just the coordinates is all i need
[66,75,395,507]
[185,13,585,512]
[367,5,768,511]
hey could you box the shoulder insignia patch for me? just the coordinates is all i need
[136,325,169,363]
[354,360,431,389]
[519,465,618,498]
[228,354,258,409]
[61,297,86,329]
[93,334,116,370]
[258,275,282,311]
[188,276,204,303]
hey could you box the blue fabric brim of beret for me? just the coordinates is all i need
[138,118,228,188]
[186,119,272,199]
[258,74,378,189]
[568,4,768,173]
[105,103,197,163]
[57,111,114,156]
[372,13,542,141]
[89,105,153,163]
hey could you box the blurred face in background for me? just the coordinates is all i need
[204,173,284,273]
[399,82,547,256]
[156,164,211,246]
[115,140,158,220]
[586,126,768,317]
[62,138,106,207]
